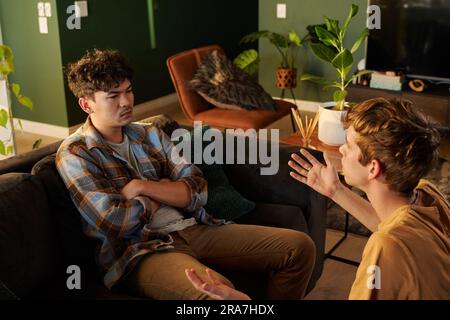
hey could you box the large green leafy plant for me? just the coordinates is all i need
[0,44,36,156]
[234,30,303,75]
[300,4,371,110]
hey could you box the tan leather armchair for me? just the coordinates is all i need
[166,44,296,130]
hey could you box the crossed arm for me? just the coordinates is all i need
[120,128,205,211]
[120,178,191,210]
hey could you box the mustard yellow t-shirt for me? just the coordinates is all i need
[349,180,450,299]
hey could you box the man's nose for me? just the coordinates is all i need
[120,93,132,107]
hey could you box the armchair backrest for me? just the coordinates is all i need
[167,45,224,120]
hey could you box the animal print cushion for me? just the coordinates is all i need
[189,50,277,111]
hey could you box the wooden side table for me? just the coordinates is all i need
[280,130,360,266]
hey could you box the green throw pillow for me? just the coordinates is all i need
[0,279,19,300]
[173,125,255,220]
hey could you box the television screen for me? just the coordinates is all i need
[366,0,450,81]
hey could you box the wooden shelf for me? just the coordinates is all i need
[347,84,450,127]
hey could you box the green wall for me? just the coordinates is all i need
[58,0,259,126]
[57,0,159,126]
[0,0,68,126]
[1,0,258,127]
[258,0,367,102]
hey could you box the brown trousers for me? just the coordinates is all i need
[123,223,315,300]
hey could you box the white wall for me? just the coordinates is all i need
[0,20,16,159]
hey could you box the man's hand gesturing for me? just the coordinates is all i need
[288,149,341,199]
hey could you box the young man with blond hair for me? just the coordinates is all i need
[187,98,450,299]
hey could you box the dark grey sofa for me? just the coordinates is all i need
[0,115,327,300]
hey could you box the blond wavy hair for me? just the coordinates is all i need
[343,98,441,195]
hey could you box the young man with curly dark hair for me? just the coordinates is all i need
[187,98,450,299]
[56,48,316,300]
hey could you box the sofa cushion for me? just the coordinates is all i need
[194,99,293,130]
[224,144,326,218]
[31,155,98,271]
[197,91,246,111]
[189,50,277,111]
[174,125,256,220]
[0,173,60,298]
[200,163,256,221]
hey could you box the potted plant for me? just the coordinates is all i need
[234,30,304,90]
[300,4,371,145]
[0,44,34,158]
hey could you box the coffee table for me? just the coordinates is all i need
[280,130,360,266]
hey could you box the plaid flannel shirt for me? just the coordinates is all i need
[56,116,220,288]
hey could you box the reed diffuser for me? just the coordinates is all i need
[291,108,320,147]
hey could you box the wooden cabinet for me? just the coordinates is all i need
[347,84,450,126]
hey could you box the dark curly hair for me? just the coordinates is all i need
[66,48,133,99]
[343,98,441,195]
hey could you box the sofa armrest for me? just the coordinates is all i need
[223,144,325,210]
[223,142,327,232]
[0,141,62,175]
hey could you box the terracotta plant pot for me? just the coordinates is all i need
[276,68,297,89]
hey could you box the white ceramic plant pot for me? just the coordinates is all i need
[318,102,347,146]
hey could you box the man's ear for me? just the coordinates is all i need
[368,159,383,180]
[79,97,93,114]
